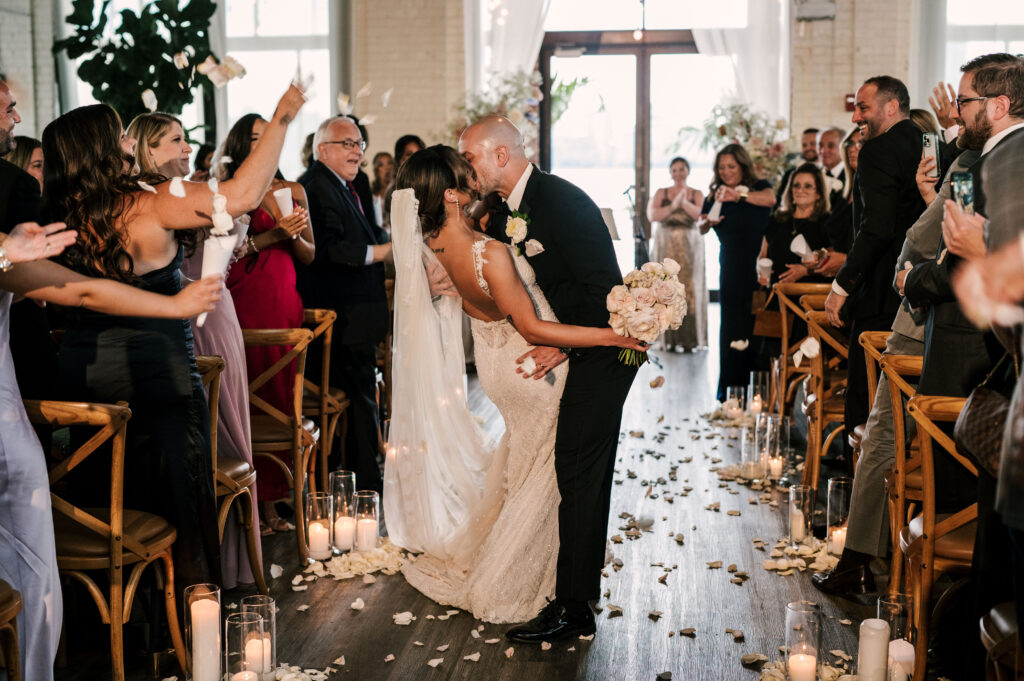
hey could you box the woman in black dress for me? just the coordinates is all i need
[699,144,775,401]
[44,87,306,590]
[757,162,831,288]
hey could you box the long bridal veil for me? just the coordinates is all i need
[383,188,499,560]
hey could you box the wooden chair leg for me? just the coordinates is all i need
[886,477,905,596]
[0,621,21,681]
[109,562,125,681]
[293,445,309,563]
[238,488,270,595]
[157,552,188,676]
[909,550,929,681]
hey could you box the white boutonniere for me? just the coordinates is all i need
[505,210,531,255]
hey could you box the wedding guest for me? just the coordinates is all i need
[219,113,315,533]
[699,143,775,400]
[816,127,846,206]
[646,156,706,351]
[910,107,940,134]
[126,111,262,587]
[47,84,306,592]
[3,135,43,190]
[777,127,820,201]
[0,220,220,681]
[394,133,425,168]
[300,132,315,176]
[371,151,395,229]
[817,127,862,277]
[189,142,215,182]
[825,75,925,454]
[757,163,830,287]
[298,115,391,492]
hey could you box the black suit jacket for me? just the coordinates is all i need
[835,119,925,320]
[296,161,389,345]
[0,159,40,232]
[493,166,621,329]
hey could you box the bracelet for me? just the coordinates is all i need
[247,235,259,254]
[0,234,10,272]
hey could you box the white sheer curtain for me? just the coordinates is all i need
[463,0,552,94]
[692,0,791,121]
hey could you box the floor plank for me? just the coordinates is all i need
[55,326,875,681]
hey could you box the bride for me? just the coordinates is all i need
[383,145,643,623]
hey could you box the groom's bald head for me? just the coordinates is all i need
[458,115,529,197]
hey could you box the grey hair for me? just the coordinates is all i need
[818,126,844,142]
[312,115,358,161]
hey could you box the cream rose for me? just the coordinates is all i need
[625,310,661,344]
[662,257,681,277]
[632,286,656,308]
[652,278,677,306]
[505,216,528,243]
[606,285,636,314]
[641,261,665,277]
[609,312,628,336]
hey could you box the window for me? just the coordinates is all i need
[944,0,1024,83]
[544,0,747,32]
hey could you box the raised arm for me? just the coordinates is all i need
[145,84,307,230]
[0,258,221,318]
[482,241,645,351]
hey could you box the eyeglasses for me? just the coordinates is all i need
[955,95,989,113]
[323,138,366,151]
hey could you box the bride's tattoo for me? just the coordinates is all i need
[432,247,445,254]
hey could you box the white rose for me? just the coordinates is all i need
[641,261,665,277]
[656,304,672,330]
[623,270,643,287]
[505,216,528,243]
[662,258,681,277]
[625,310,661,344]
[606,285,636,314]
[652,279,677,306]
[609,312,628,336]
[633,287,657,308]
[669,300,686,327]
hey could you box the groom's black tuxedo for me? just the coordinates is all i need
[494,165,638,603]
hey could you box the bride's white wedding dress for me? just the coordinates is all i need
[384,189,566,623]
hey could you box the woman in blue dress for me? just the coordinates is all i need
[699,144,776,401]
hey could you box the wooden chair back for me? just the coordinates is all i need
[195,355,225,471]
[23,399,186,680]
[859,331,891,410]
[800,309,849,489]
[774,282,830,418]
[302,309,344,492]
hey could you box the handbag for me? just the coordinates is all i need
[751,289,790,339]
[954,353,1019,477]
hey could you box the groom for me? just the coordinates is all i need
[460,116,639,642]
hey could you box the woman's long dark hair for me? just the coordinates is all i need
[219,113,284,181]
[393,145,476,238]
[41,103,189,283]
[709,143,759,193]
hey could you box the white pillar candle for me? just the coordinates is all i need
[828,527,847,555]
[888,638,915,681]
[727,407,743,420]
[790,508,806,542]
[244,636,266,673]
[769,457,783,478]
[231,672,259,681]
[334,515,356,550]
[308,520,331,560]
[749,395,763,414]
[788,653,817,681]
[190,598,220,681]
[856,618,891,681]
[356,518,379,551]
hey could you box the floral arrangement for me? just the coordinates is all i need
[685,103,794,185]
[607,259,687,366]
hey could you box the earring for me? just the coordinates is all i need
[455,197,461,214]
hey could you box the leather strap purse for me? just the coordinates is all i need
[954,352,1019,478]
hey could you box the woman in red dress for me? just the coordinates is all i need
[221,113,315,533]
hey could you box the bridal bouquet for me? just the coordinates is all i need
[607,258,687,366]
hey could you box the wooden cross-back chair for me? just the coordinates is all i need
[879,352,925,597]
[195,355,268,594]
[0,579,21,681]
[300,309,351,494]
[773,282,831,418]
[800,304,849,490]
[241,328,319,563]
[903,393,976,681]
[849,331,892,468]
[24,400,187,681]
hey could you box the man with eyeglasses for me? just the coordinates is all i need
[297,115,393,493]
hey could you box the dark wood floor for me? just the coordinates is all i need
[55,341,876,681]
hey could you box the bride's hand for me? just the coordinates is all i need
[516,346,567,380]
[606,329,649,351]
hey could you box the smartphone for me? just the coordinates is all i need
[951,171,974,215]
[922,132,940,179]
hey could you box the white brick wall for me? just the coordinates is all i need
[790,0,915,135]
[351,0,466,163]
[0,0,54,138]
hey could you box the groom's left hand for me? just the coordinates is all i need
[517,346,567,380]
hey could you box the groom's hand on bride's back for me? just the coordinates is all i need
[516,346,567,380]
[426,261,458,298]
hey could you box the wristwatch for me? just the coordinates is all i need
[737,186,750,202]
[0,234,11,272]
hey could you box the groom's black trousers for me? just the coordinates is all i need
[555,346,638,603]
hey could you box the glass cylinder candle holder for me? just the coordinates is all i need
[240,595,275,680]
[789,484,814,547]
[725,385,745,411]
[748,370,769,414]
[775,415,793,484]
[756,413,778,478]
[354,490,380,552]
[184,583,221,681]
[305,492,333,561]
[739,423,760,480]
[224,612,263,681]
[785,601,821,681]
[329,470,357,552]
[877,592,914,643]
[827,476,853,555]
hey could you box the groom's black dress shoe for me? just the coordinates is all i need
[506,599,596,643]
[811,562,876,596]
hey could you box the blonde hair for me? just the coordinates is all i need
[125,112,182,176]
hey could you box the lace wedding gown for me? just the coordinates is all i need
[385,190,566,623]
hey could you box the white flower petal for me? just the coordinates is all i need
[141,89,158,112]
[169,177,186,198]
[138,181,157,194]
[350,598,365,610]
[381,88,394,108]
[356,82,372,98]
[270,563,283,578]
[524,239,545,257]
